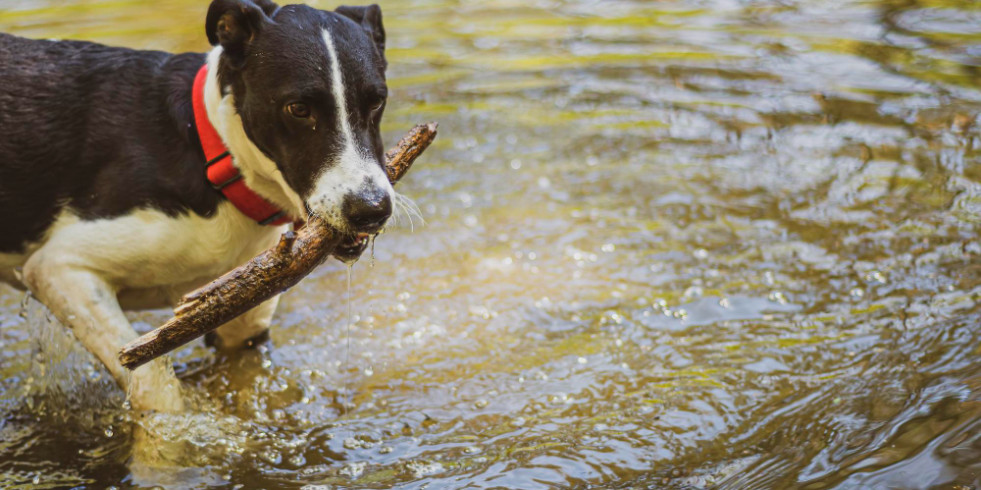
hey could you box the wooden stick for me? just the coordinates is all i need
[119,122,438,370]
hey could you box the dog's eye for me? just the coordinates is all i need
[369,99,385,114]
[287,103,311,118]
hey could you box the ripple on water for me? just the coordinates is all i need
[2,0,981,487]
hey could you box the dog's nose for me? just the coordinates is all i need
[343,189,392,233]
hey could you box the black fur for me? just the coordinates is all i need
[0,34,214,253]
[0,1,388,254]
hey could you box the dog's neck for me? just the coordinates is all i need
[202,47,306,219]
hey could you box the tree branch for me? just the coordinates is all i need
[119,122,438,370]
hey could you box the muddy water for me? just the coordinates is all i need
[2,0,980,488]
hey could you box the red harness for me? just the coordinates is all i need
[191,65,291,226]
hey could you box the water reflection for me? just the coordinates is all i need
[1,0,980,488]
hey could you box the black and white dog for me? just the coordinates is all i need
[0,0,393,412]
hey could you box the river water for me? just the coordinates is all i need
[1,0,980,488]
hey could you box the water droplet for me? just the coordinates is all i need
[604,311,624,325]
[764,271,775,286]
[474,399,489,409]
[866,271,887,284]
[260,449,282,465]
[768,291,788,304]
[683,286,704,300]
[104,426,114,438]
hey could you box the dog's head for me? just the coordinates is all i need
[205,0,392,243]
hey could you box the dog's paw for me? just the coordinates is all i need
[128,361,185,413]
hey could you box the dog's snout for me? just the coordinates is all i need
[343,188,392,233]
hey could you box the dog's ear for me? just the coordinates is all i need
[206,0,275,60]
[335,4,386,68]
[252,0,279,17]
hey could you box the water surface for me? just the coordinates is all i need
[1,0,980,488]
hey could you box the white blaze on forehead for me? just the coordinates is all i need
[307,27,393,231]
[322,28,354,149]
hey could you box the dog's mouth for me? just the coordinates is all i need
[303,206,380,263]
[333,232,374,263]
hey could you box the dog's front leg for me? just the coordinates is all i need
[22,253,185,413]
[205,294,281,350]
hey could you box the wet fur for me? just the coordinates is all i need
[0,1,389,412]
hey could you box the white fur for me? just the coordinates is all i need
[31,204,281,292]
[305,28,393,232]
[204,47,307,219]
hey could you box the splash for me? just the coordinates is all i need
[17,294,122,414]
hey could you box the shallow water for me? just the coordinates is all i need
[1,0,980,488]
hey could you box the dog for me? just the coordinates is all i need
[0,0,392,413]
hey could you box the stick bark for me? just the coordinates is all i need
[119,122,438,370]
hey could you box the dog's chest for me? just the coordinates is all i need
[45,202,284,292]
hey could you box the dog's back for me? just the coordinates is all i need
[0,33,216,255]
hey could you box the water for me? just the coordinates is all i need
[1,0,980,488]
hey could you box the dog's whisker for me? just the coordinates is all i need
[395,197,414,233]
[385,192,424,233]
[395,192,425,230]
[389,196,406,229]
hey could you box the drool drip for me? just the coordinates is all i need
[343,263,353,413]
[369,234,377,268]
